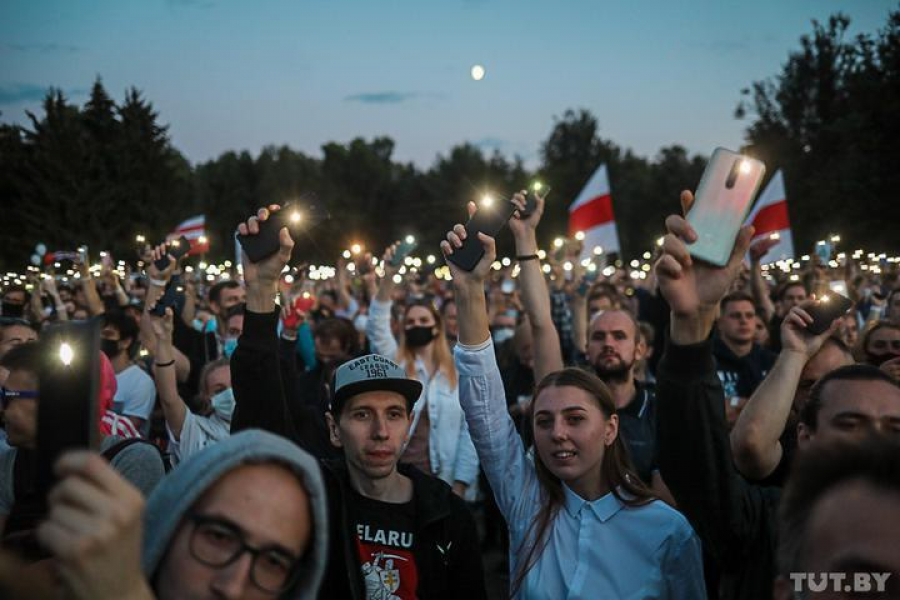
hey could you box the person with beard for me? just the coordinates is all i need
[149,306,234,466]
[730,305,853,485]
[713,291,776,428]
[102,310,156,436]
[367,247,478,498]
[586,310,675,504]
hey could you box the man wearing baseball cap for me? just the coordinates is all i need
[230,205,487,600]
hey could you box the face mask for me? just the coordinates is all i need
[223,337,238,358]
[353,314,369,333]
[405,325,436,348]
[1,302,24,318]
[101,338,121,359]
[193,318,217,333]
[211,387,235,419]
[867,351,900,367]
[492,327,515,344]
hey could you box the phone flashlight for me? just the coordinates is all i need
[481,194,494,208]
[59,342,74,366]
[575,231,585,242]
[739,160,752,174]
[290,211,303,224]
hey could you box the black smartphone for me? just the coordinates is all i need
[521,186,550,219]
[237,205,295,263]
[153,235,191,272]
[36,319,101,495]
[806,293,854,335]
[446,200,517,272]
[390,236,418,268]
[150,276,184,318]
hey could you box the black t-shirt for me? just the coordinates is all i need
[351,490,419,600]
[713,336,777,400]
[616,383,658,486]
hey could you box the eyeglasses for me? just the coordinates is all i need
[870,339,900,352]
[187,513,300,595]
[0,387,39,409]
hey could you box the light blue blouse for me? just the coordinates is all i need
[455,341,705,599]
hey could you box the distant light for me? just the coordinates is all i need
[656,237,665,247]
[532,181,543,192]
[198,236,207,245]
[351,244,362,255]
[426,255,436,265]
[290,211,302,224]
[830,234,841,243]
[59,343,74,366]
[470,65,485,81]
[501,257,511,267]
[553,238,564,249]
[392,274,403,284]
[405,235,415,244]
[770,232,781,241]
[574,231,585,241]
[342,250,352,259]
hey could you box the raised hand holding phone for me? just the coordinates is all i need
[237,205,295,313]
[445,196,517,272]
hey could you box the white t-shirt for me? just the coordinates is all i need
[166,410,230,467]
[113,364,156,427]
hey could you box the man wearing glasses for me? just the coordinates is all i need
[31,429,328,599]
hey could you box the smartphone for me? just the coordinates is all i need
[36,319,101,495]
[828,280,848,296]
[687,148,766,266]
[521,186,551,219]
[815,241,833,264]
[237,205,296,263]
[152,235,191,272]
[446,200,517,272]
[806,293,854,335]
[77,245,89,265]
[150,277,184,317]
[390,237,418,268]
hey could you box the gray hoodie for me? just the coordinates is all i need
[141,429,328,599]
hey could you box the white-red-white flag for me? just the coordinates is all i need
[744,170,794,262]
[568,164,620,256]
[168,215,208,256]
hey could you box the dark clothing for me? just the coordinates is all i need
[657,336,781,600]
[231,309,488,600]
[617,381,659,486]
[712,336,776,400]
[171,310,219,400]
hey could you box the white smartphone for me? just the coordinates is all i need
[687,148,766,266]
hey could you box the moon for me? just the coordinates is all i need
[471,65,485,81]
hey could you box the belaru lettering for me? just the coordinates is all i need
[357,524,414,549]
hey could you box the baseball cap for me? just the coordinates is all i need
[330,354,422,414]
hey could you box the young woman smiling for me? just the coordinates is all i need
[442,194,705,599]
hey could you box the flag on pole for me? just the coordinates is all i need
[168,215,208,256]
[744,170,794,262]
[568,164,620,257]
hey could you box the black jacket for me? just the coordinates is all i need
[656,336,781,600]
[231,309,487,600]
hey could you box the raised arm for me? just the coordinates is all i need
[365,243,402,358]
[148,306,188,439]
[655,191,777,566]
[730,304,839,480]
[442,201,540,522]
[507,190,563,380]
[748,238,777,322]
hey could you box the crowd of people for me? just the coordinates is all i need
[0,187,898,599]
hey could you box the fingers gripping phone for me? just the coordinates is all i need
[36,319,101,495]
[446,201,518,272]
[237,205,297,263]
[687,148,766,266]
[153,235,191,272]
[150,276,184,317]
[390,236,418,268]
[806,293,854,335]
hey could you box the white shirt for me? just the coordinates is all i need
[114,364,156,429]
[167,410,230,467]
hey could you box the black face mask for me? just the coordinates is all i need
[101,338,121,359]
[405,326,436,348]
[1,302,24,318]
[867,351,900,367]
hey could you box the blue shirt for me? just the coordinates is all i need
[456,340,705,599]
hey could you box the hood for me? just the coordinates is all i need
[141,429,328,599]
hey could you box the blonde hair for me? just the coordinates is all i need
[397,299,457,389]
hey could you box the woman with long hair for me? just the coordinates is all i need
[365,243,479,497]
[441,196,704,598]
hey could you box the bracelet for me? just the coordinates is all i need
[155,360,175,368]
[149,277,167,287]
[516,254,540,262]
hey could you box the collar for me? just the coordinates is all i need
[562,484,625,522]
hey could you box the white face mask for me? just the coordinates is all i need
[492,327,515,344]
[211,388,235,420]
[354,314,368,333]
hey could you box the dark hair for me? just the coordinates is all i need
[637,320,655,348]
[314,318,358,354]
[587,281,621,307]
[511,368,654,596]
[209,280,241,306]
[0,340,42,376]
[720,290,756,312]
[859,320,900,356]
[778,437,900,574]
[2,284,30,303]
[224,303,245,323]
[801,364,900,430]
[0,317,38,339]
[103,310,140,358]
[778,281,808,302]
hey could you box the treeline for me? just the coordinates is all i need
[1,9,897,269]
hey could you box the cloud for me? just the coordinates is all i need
[344,92,420,104]
[2,42,81,54]
[0,84,88,105]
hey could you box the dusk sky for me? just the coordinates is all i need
[1,0,894,168]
